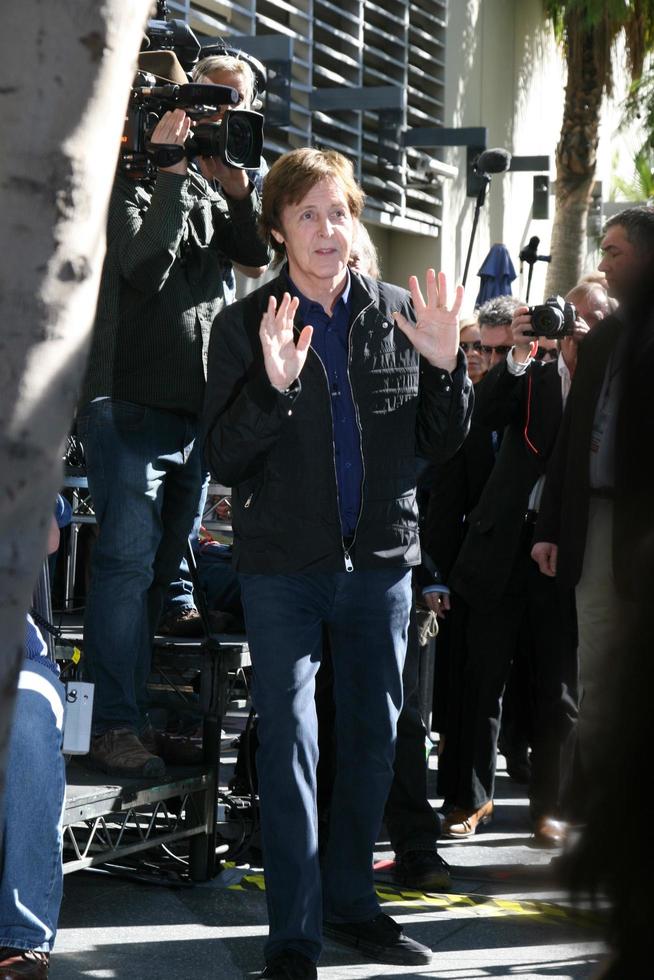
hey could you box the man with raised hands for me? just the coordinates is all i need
[204,147,472,980]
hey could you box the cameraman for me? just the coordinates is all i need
[77,58,270,778]
[440,282,610,845]
[158,52,270,638]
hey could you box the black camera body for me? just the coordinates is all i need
[526,295,576,339]
[120,75,264,178]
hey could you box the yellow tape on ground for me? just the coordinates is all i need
[227,871,603,929]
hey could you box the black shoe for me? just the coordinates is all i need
[260,950,317,979]
[393,849,452,891]
[323,912,432,965]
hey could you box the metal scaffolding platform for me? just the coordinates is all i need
[58,622,251,883]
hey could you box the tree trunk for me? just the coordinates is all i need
[545,13,604,296]
[0,0,151,813]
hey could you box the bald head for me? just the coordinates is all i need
[565,282,611,330]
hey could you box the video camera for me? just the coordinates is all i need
[526,295,576,339]
[120,1,264,179]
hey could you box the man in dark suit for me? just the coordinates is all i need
[439,282,611,845]
[532,206,654,784]
[418,316,497,744]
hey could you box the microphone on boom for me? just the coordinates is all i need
[474,147,512,176]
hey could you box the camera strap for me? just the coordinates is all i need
[145,142,186,168]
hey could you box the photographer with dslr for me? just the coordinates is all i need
[440,281,610,845]
[77,53,269,778]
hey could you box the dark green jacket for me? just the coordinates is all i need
[80,169,269,417]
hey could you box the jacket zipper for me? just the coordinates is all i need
[342,301,371,572]
[307,346,346,564]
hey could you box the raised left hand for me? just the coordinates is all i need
[393,269,464,372]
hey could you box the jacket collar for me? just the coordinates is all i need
[271,264,378,323]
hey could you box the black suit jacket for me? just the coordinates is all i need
[449,357,564,612]
[417,388,496,592]
[534,316,622,590]
[535,308,653,596]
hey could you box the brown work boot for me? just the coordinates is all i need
[140,723,204,766]
[88,728,165,778]
[0,947,49,978]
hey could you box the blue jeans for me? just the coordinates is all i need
[165,472,210,613]
[0,661,66,952]
[164,473,242,618]
[77,399,203,733]
[239,569,412,964]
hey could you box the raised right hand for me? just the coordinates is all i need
[259,293,313,391]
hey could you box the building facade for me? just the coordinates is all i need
[171,0,642,309]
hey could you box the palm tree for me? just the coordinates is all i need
[611,145,654,201]
[543,1,654,294]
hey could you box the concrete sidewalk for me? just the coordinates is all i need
[52,753,607,979]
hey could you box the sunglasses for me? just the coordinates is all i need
[535,348,558,362]
[460,340,482,352]
[480,345,511,356]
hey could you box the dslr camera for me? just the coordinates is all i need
[526,295,576,339]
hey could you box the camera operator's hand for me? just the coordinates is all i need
[260,292,313,391]
[510,306,539,363]
[197,155,251,201]
[151,109,191,177]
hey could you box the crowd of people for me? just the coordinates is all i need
[1,46,653,980]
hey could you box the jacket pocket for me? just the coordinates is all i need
[232,475,265,536]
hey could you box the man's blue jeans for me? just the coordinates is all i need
[77,399,202,733]
[0,661,66,952]
[238,569,412,964]
[164,473,242,619]
[165,472,210,614]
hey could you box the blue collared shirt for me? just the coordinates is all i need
[286,271,364,537]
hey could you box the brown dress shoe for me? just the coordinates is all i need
[0,947,49,978]
[140,724,204,766]
[442,800,494,838]
[532,816,568,848]
[88,728,165,779]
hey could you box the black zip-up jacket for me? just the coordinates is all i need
[203,269,473,574]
